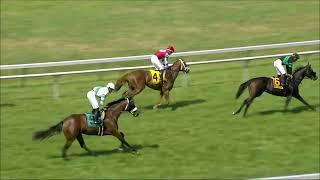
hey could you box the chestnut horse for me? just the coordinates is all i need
[233,64,318,117]
[115,58,190,108]
[33,97,140,157]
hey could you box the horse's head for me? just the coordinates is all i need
[305,63,318,81]
[124,97,140,117]
[177,58,190,73]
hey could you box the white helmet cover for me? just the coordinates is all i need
[106,82,115,89]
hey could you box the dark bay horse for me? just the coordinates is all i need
[115,58,190,108]
[33,98,140,157]
[233,64,318,117]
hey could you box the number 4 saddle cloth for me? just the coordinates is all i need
[149,70,166,85]
[271,77,283,89]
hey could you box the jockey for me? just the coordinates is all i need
[150,45,175,73]
[87,82,115,124]
[273,52,300,90]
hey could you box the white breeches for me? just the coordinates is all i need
[273,59,286,75]
[87,90,99,109]
[151,55,165,70]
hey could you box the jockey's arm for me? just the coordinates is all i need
[286,65,292,75]
[162,55,169,68]
[99,96,105,105]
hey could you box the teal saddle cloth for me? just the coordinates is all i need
[85,113,103,128]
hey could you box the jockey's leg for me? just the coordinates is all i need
[151,55,163,70]
[274,59,286,82]
[281,74,287,86]
[91,108,100,124]
[281,74,290,95]
[87,90,100,123]
[151,55,165,81]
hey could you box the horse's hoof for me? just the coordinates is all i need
[232,112,236,115]
[131,149,139,154]
[153,105,159,109]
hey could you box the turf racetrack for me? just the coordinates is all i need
[1,1,319,179]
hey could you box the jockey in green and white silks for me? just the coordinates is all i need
[273,53,300,89]
[87,82,115,124]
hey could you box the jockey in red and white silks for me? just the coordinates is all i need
[150,45,175,70]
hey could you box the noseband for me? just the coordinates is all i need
[178,59,186,71]
[124,98,130,111]
[124,98,138,113]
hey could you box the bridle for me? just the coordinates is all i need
[178,58,186,71]
[124,98,138,114]
[124,98,130,111]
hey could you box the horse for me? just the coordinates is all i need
[233,64,318,117]
[32,97,140,158]
[115,58,190,108]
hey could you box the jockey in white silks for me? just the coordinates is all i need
[87,82,115,124]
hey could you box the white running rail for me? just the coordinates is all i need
[254,173,320,180]
[1,50,319,79]
[1,40,319,70]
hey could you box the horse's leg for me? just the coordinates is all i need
[233,99,247,115]
[163,90,170,105]
[243,83,264,117]
[293,93,315,111]
[284,96,292,111]
[62,120,78,158]
[154,91,164,109]
[76,133,94,155]
[118,132,126,151]
[112,130,136,152]
[125,84,145,98]
[62,138,75,158]
[243,97,254,117]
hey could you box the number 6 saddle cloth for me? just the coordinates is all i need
[271,77,283,89]
[149,70,166,85]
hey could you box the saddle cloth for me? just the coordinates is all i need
[84,113,103,128]
[271,77,283,89]
[149,70,166,85]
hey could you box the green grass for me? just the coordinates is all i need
[1,1,319,179]
[1,58,319,179]
[1,0,319,65]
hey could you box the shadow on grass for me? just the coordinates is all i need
[257,103,320,115]
[48,144,159,159]
[143,99,206,111]
[0,103,16,107]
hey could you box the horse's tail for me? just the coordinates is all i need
[236,80,251,99]
[115,74,128,91]
[32,121,63,141]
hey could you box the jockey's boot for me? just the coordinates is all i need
[91,108,101,124]
[160,69,165,83]
[281,75,289,95]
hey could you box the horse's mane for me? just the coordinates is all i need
[105,97,126,108]
[293,66,305,74]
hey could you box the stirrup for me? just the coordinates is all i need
[92,120,101,124]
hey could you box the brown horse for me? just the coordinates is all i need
[33,97,140,158]
[115,58,190,108]
[233,64,318,117]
